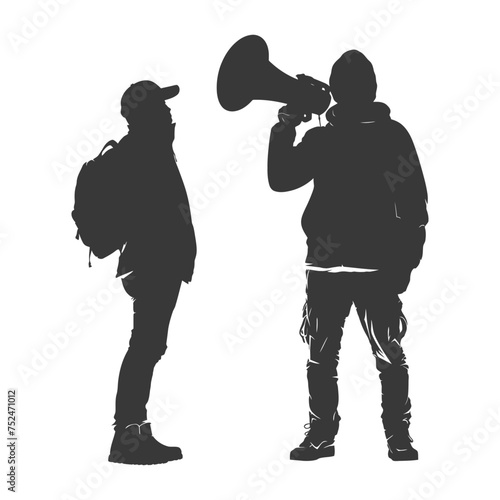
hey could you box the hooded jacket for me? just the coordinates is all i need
[268,51,428,273]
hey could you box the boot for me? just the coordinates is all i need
[387,429,418,461]
[290,416,338,461]
[108,422,182,465]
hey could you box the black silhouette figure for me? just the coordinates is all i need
[266,51,428,461]
[72,81,196,465]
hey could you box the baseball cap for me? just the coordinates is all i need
[120,80,179,119]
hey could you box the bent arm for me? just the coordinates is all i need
[267,121,317,192]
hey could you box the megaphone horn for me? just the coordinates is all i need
[217,35,331,118]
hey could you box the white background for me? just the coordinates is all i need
[2,0,500,499]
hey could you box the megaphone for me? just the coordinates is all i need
[217,35,331,121]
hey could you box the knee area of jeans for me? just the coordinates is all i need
[306,360,338,377]
[375,355,408,372]
[381,338,406,359]
[127,342,167,360]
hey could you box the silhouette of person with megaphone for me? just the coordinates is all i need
[268,50,428,461]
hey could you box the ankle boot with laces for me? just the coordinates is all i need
[290,420,336,461]
[387,429,418,461]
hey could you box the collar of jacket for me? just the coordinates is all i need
[127,121,176,144]
[325,102,391,125]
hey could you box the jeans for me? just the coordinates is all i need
[300,270,411,438]
[113,269,182,428]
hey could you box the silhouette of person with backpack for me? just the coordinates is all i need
[73,80,196,465]
[268,50,428,461]
[111,81,196,465]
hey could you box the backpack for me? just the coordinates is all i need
[72,139,128,267]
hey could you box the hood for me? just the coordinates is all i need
[325,101,390,125]
[329,50,377,105]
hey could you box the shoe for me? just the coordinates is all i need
[290,423,335,461]
[387,431,418,461]
[108,422,182,465]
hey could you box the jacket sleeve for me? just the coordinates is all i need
[392,123,429,271]
[267,122,322,192]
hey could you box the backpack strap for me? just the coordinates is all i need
[100,140,118,156]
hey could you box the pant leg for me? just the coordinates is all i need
[113,270,182,427]
[302,271,353,435]
[353,273,411,438]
